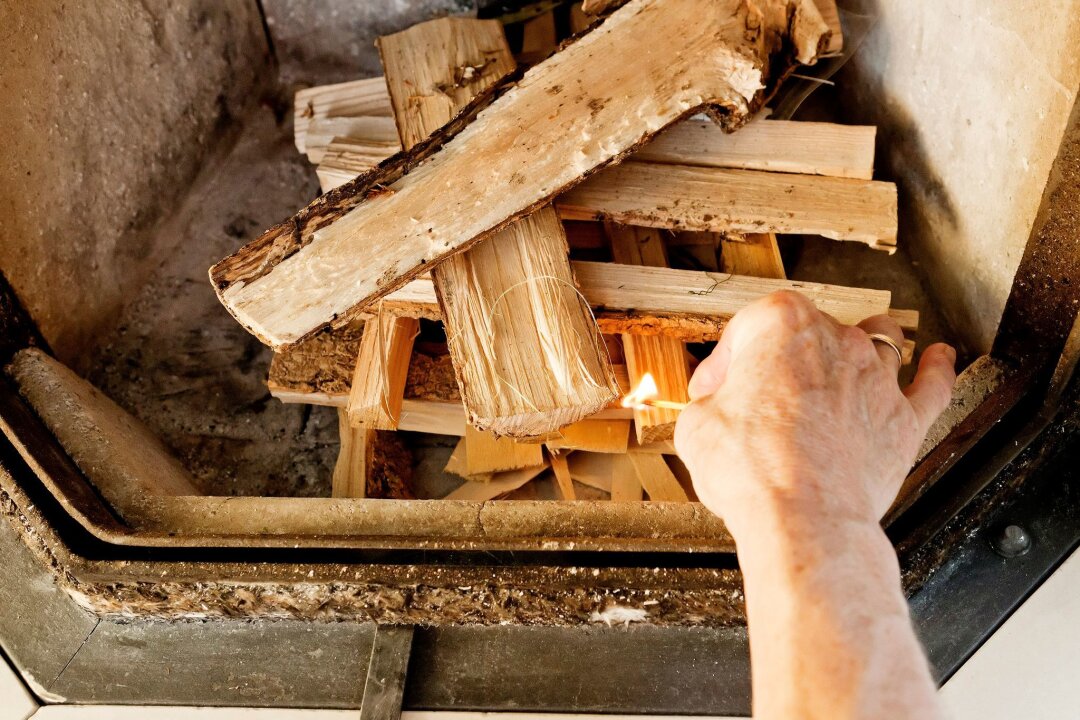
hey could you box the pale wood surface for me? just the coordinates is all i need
[443,462,550,500]
[545,419,631,454]
[380,17,616,438]
[636,118,874,179]
[294,77,392,154]
[464,425,545,474]
[718,232,787,279]
[444,437,493,481]
[608,224,689,445]
[346,315,418,430]
[610,455,644,501]
[628,452,689,502]
[549,451,577,500]
[304,116,398,163]
[812,0,844,54]
[213,0,829,348]
[565,451,615,491]
[316,115,876,191]
[557,161,898,249]
[332,408,370,497]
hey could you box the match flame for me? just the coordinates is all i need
[622,372,659,409]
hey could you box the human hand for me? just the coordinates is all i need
[674,290,956,538]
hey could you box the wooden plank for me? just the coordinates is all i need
[346,315,418,430]
[444,437,492,481]
[557,162,898,249]
[610,455,643,501]
[628,452,688,502]
[464,425,545,474]
[718,232,786,279]
[549,451,577,500]
[316,115,876,192]
[379,17,617,438]
[566,451,614,491]
[545,419,631,454]
[294,77,392,154]
[304,115,398,163]
[332,408,371,498]
[443,461,550,500]
[608,224,689,445]
[636,118,874,179]
[520,10,557,62]
[266,266,899,404]
[211,0,830,349]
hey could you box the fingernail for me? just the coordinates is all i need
[946,345,957,363]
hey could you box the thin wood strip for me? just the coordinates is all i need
[611,455,643,501]
[444,437,492,481]
[719,232,787,279]
[315,116,877,191]
[566,452,615,492]
[332,408,370,498]
[294,77,393,154]
[464,425,545,474]
[628,452,689,502]
[212,0,830,349]
[443,462,550,500]
[556,161,898,249]
[346,315,418,430]
[545,419,631,454]
[549,451,577,500]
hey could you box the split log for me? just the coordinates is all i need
[556,162,897,249]
[607,224,689,444]
[346,315,419,430]
[812,0,844,55]
[379,17,617,438]
[464,425,545,474]
[304,116,399,164]
[211,0,830,349]
[294,77,392,155]
[315,116,877,191]
[266,264,901,404]
[332,408,371,497]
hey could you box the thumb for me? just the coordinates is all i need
[903,343,958,436]
[687,340,732,401]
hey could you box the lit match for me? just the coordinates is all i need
[621,372,689,412]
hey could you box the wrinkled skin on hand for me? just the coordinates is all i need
[675,290,957,537]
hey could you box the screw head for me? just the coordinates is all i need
[992,524,1032,558]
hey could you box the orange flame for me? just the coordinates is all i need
[622,372,659,409]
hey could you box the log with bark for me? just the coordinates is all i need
[210,0,830,350]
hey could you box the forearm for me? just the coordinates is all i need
[731,498,940,720]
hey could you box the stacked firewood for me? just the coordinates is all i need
[211,0,916,502]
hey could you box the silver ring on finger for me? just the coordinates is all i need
[867,332,903,368]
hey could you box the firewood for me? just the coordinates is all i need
[464,424,544,475]
[315,116,877,191]
[635,118,873,179]
[718,232,787,279]
[566,451,615,491]
[549,450,577,500]
[443,461,550,501]
[444,437,492,481]
[266,266,900,404]
[303,116,399,163]
[346,314,419,430]
[378,18,618,438]
[557,162,897,249]
[607,224,689,444]
[332,408,371,497]
[545,419,631,454]
[211,0,830,349]
[293,77,392,155]
[627,452,689,502]
[610,455,643,501]
[812,0,844,55]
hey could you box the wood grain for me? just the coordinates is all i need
[557,161,897,249]
[346,315,419,430]
[211,0,829,349]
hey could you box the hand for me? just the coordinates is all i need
[674,290,956,537]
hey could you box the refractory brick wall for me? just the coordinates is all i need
[0,0,269,366]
